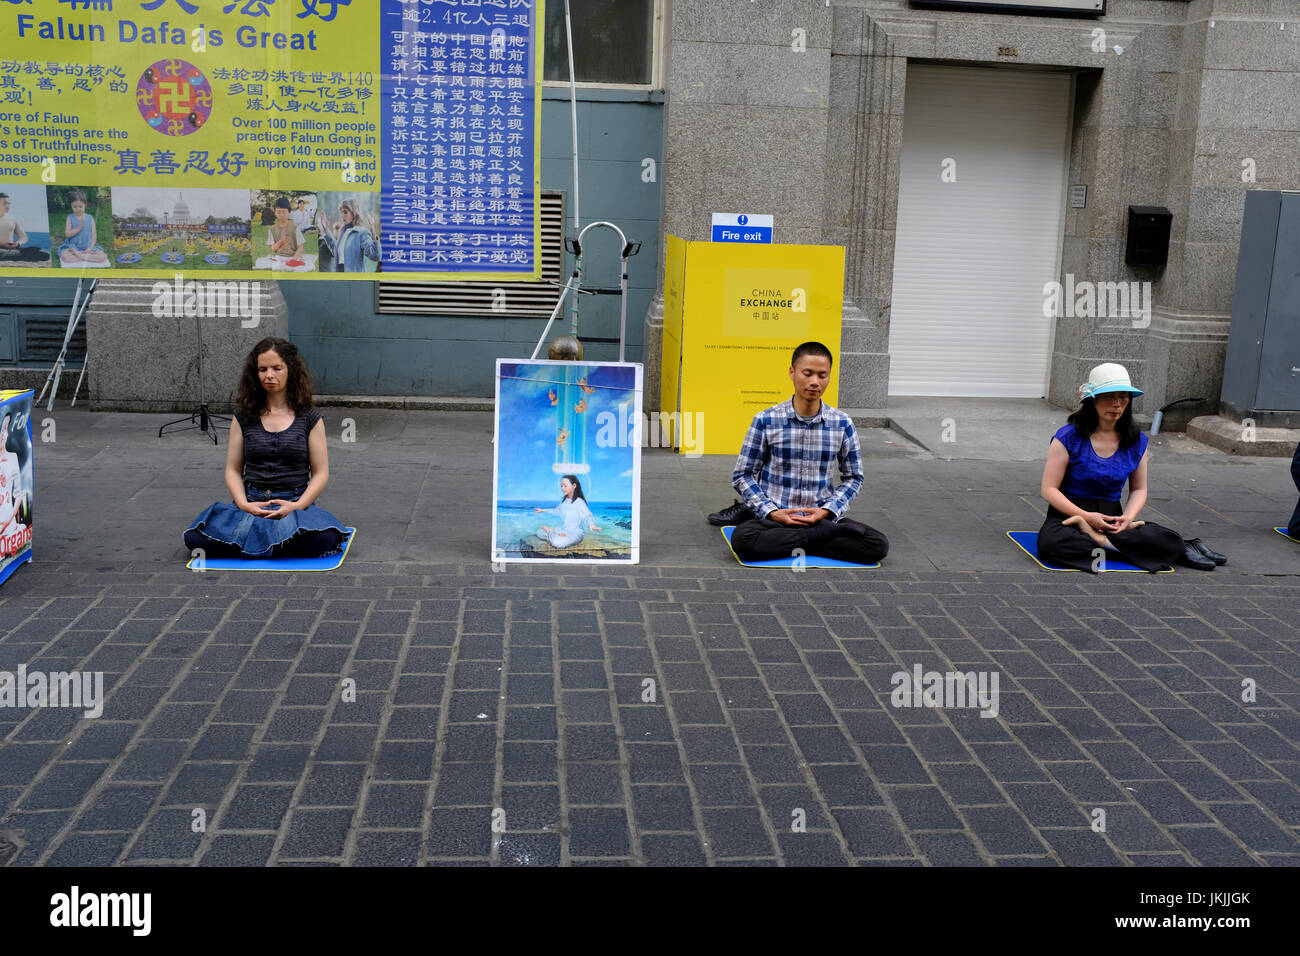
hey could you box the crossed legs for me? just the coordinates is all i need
[1038,502,1183,573]
[730,516,889,565]
[183,528,343,559]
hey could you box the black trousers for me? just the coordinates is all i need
[183,528,343,559]
[1036,497,1183,573]
[1289,440,1300,537]
[731,516,889,565]
[0,247,49,262]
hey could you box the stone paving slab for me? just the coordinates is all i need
[22,408,1300,573]
[2,564,1299,866]
[0,407,1298,866]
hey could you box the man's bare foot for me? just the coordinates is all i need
[1063,514,1109,548]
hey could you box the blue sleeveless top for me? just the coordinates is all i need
[1053,423,1147,502]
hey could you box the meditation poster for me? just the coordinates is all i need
[492,360,642,564]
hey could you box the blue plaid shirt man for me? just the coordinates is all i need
[732,398,864,519]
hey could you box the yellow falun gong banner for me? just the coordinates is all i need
[0,1,544,282]
[661,235,845,456]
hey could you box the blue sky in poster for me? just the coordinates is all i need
[496,362,638,504]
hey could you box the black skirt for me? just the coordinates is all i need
[1037,497,1183,573]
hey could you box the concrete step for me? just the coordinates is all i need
[316,394,494,412]
[1187,415,1299,457]
[0,367,85,401]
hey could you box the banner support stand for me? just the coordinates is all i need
[158,305,231,445]
[37,276,96,412]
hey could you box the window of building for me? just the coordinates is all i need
[543,0,660,88]
[374,191,566,318]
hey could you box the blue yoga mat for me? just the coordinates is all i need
[1276,527,1300,543]
[721,525,880,569]
[186,527,356,571]
[1007,530,1171,573]
[0,549,31,587]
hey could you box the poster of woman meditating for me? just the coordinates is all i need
[491,359,642,564]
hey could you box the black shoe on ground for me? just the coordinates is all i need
[707,500,755,526]
[1176,543,1216,571]
[1186,538,1227,566]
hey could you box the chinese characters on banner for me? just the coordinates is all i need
[0,0,542,281]
[380,0,539,276]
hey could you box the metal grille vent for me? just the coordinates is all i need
[376,192,565,317]
[23,316,86,363]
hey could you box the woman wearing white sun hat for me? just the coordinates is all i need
[1036,362,1223,573]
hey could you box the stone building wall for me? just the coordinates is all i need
[646,0,1299,423]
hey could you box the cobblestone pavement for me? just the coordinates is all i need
[1,408,1297,865]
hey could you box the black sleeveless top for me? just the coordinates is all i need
[237,407,322,490]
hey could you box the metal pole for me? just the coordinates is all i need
[530,273,579,360]
[40,278,84,409]
[564,0,581,336]
[47,277,96,411]
[618,252,628,363]
[71,356,89,407]
[195,299,206,408]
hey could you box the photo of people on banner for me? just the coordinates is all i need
[110,187,252,270]
[49,186,113,268]
[492,361,642,564]
[0,185,52,267]
[0,391,34,587]
[315,191,381,274]
[252,189,319,272]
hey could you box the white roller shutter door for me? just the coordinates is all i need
[888,64,1072,397]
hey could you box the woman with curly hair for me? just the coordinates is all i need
[183,338,346,559]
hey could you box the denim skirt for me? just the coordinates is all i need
[185,483,347,557]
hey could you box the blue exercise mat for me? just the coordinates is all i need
[186,527,356,571]
[0,549,31,587]
[721,525,880,569]
[1007,531,1171,573]
[1276,527,1300,543]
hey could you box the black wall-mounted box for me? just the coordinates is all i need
[1125,205,1172,267]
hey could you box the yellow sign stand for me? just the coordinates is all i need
[660,236,845,456]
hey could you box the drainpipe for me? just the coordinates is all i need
[1149,396,1206,435]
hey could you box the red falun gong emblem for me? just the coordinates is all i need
[137,59,213,137]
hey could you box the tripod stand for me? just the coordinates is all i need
[158,309,231,445]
